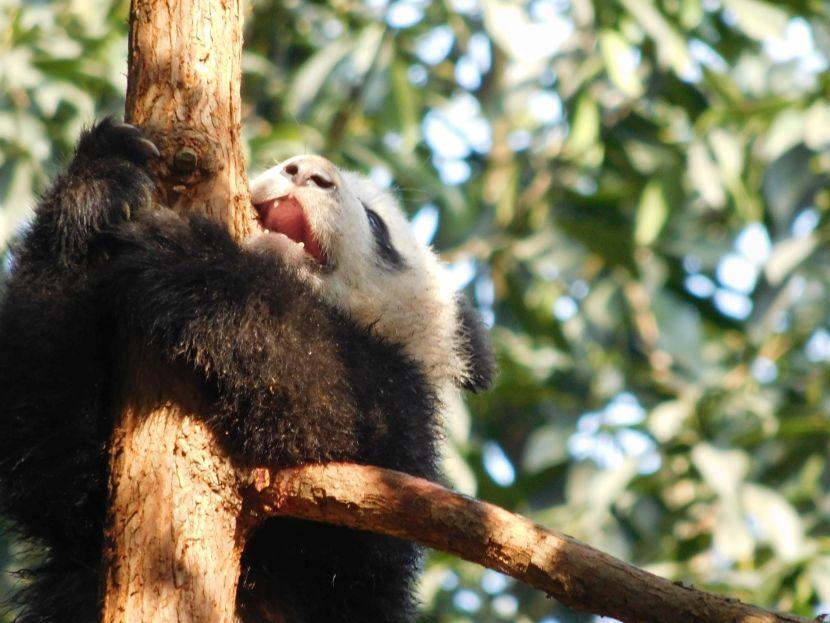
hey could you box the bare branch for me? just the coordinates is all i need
[247,463,812,623]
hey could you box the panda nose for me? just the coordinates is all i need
[281,157,337,190]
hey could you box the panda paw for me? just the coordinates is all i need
[74,116,160,168]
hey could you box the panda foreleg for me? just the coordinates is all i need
[0,117,160,623]
[100,208,395,470]
[16,117,158,270]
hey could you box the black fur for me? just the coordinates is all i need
[362,203,406,270]
[456,298,497,393]
[0,119,156,622]
[0,118,494,622]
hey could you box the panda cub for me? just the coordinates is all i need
[0,118,495,623]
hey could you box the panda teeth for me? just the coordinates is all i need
[298,242,305,249]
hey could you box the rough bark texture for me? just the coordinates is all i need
[103,0,250,621]
[248,463,813,623]
[103,356,244,622]
[125,0,251,237]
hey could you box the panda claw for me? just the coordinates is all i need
[136,138,161,159]
[112,123,142,139]
[105,122,160,162]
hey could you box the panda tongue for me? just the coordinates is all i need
[256,197,326,265]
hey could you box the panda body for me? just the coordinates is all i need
[0,119,494,623]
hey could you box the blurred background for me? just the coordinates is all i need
[2,0,830,621]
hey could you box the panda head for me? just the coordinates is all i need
[249,155,495,393]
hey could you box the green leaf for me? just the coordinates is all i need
[742,484,806,562]
[599,30,643,97]
[617,0,693,77]
[765,235,818,285]
[634,180,668,246]
[691,443,749,498]
[285,37,355,117]
[809,557,830,605]
[648,400,692,442]
[562,94,602,166]
[688,141,726,208]
[721,0,789,41]
[522,424,570,472]
[390,59,419,151]
[653,290,703,374]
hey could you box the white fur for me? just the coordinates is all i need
[250,156,469,389]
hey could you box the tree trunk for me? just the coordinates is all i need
[102,0,249,620]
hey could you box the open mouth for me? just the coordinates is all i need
[254,196,329,267]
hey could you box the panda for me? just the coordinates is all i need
[0,118,495,623]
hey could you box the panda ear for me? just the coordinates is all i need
[455,297,496,392]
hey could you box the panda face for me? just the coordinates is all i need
[250,156,412,278]
[249,156,477,390]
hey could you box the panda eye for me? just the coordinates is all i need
[362,202,406,270]
[366,208,383,234]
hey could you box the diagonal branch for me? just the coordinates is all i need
[245,463,812,623]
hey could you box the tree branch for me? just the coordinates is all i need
[245,463,813,623]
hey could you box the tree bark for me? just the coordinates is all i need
[247,463,813,623]
[102,0,249,620]
[124,0,250,237]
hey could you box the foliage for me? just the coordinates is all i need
[3,0,830,621]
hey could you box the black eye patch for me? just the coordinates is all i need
[363,203,406,270]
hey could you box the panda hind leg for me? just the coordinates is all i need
[238,520,419,623]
